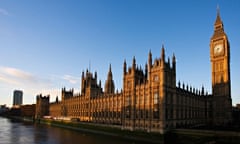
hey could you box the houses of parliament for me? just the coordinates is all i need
[36,11,232,134]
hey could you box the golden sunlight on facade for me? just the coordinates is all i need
[35,11,232,134]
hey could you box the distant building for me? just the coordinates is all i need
[0,105,9,114]
[13,90,23,107]
[8,107,21,116]
[21,104,36,117]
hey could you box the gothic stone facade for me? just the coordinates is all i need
[46,11,232,133]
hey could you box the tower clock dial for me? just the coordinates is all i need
[214,44,223,55]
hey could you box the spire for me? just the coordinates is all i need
[214,5,223,30]
[109,63,112,73]
[95,71,97,80]
[108,63,113,79]
[132,56,136,70]
[178,80,181,88]
[145,63,148,79]
[133,56,136,65]
[105,64,115,94]
[56,96,59,103]
[82,71,84,78]
[201,85,205,95]
[123,59,127,74]
[172,53,176,63]
[161,44,165,61]
[172,53,176,70]
[211,5,226,40]
[148,49,152,67]
[99,80,101,87]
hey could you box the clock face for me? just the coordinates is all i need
[214,44,223,55]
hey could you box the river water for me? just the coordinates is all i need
[0,117,153,144]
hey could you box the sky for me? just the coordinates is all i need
[0,0,239,106]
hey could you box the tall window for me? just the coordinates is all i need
[153,106,159,119]
[139,95,143,105]
[154,92,159,104]
[127,81,131,89]
[220,63,223,71]
[125,96,130,106]
[135,96,139,105]
[153,92,159,119]
[145,95,149,105]
[126,108,130,118]
[154,75,159,82]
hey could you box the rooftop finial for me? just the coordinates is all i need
[107,63,113,79]
[214,4,223,27]
[148,49,152,58]
[133,56,136,65]
[217,4,220,16]
[172,53,176,61]
[162,43,165,50]
[109,63,112,72]
[89,60,91,72]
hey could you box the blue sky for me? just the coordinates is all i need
[0,0,239,106]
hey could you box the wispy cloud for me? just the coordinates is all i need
[1,67,36,82]
[0,66,80,104]
[63,75,79,84]
[0,75,20,85]
[0,66,50,88]
[0,8,9,16]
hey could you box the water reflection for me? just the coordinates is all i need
[0,117,152,144]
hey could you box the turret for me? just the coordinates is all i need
[201,85,205,95]
[82,71,84,78]
[81,71,85,94]
[105,64,115,94]
[132,56,136,70]
[172,53,176,70]
[99,80,102,88]
[95,71,97,80]
[145,63,148,80]
[56,96,59,103]
[108,64,113,79]
[161,45,165,63]
[148,50,152,68]
[123,59,127,74]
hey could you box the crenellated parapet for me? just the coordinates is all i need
[61,87,74,100]
[123,56,148,87]
[123,45,176,88]
[36,94,50,101]
[81,69,103,98]
[148,46,176,72]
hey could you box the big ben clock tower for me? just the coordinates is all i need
[210,9,232,125]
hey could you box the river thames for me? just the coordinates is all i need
[0,117,153,144]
